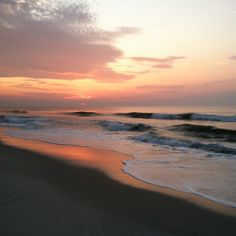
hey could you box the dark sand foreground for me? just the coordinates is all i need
[0,142,236,236]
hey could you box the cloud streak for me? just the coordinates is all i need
[137,84,185,90]
[130,56,185,69]
[0,0,137,82]
[229,56,236,60]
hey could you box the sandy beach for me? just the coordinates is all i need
[1,137,236,236]
[1,0,236,235]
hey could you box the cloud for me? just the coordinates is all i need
[0,0,138,82]
[11,82,50,91]
[211,78,236,84]
[130,56,185,63]
[203,78,236,87]
[229,56,236,60]
[23,91,91,100]
[90,67,134,83]
[124,70,150,75]
[152,64,173,69]
[137,84,184,90]
[129,56,185,69]
[116,26,141,35]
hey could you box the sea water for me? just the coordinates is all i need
[0,106,236,207]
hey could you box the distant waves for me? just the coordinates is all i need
[1,112,236,156]
[65,110,236,122]
[117,112,236,122]
[2,109,236,122]
[66,111,100,116]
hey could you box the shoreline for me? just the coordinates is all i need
[2,131,236,217]
[1,136,236,235]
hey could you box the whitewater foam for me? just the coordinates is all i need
[133,131,236,155]
[0,115,50,129]
[123,157,236,208]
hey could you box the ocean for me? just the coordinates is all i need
[1,106,236,207]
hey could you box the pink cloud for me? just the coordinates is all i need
[229,56,236,60]
[137,84,184,90]
[152,64,173,69]
[129,56,186,69]
[0,0,138,82]
[130,56,185,63]
[91,67,134,83]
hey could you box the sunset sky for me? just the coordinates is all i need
[0,0,236,107]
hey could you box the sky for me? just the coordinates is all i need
[0,0,236,107]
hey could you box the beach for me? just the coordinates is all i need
[1,137,236,236]
[1,108,236,209]
[1,0,236,234]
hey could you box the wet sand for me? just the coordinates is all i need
[1,137,236,235]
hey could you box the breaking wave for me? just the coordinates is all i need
[170,124,236,142]
[100,120,153,132]
[0,115,50,129]
[118,112,236,122]
[133,131,236,155]
[116,112,153,119]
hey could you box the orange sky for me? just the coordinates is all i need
[0,0,236,107]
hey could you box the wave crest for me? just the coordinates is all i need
[66,111,101,116]
[0,115,49,129]
[170,124,236,142]
[117,112,236,122]
[100,121,153,132]
[133,131,236,155]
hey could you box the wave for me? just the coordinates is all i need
[153,113,236,122]
[66,111,101,116]
[6,110,28,114]
[188,113,236,122]
[0,115,49,129]
[100,120,153,132]
[118,112,236,122]
[132,131,236,155]
[170,124,236,142]
[152,113,193,120]
[116,112,153,119]
[123,160,236,208]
